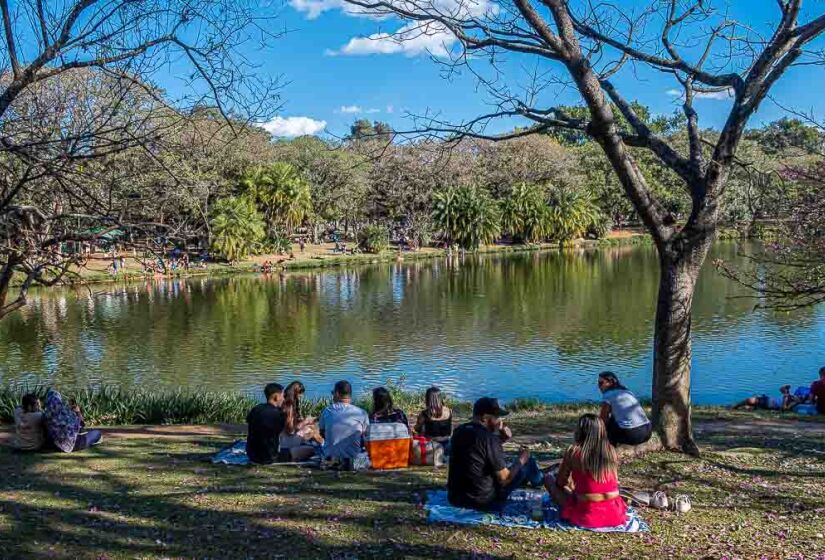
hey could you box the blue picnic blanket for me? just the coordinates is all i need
[211,439,319,466]
[425,490,649,532]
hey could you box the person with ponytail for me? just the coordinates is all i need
[597,371,652,447]
[544,414,627,529]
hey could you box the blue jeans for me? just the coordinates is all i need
[496,457,544,503]
[73,430,102,451]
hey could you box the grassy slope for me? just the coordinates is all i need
[1,408,823,560]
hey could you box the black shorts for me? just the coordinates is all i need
[606,419,652,446]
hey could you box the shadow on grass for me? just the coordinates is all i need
[0,439,518,560]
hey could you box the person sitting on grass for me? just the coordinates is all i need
[447,397,544,512]
[544,414,627,529]
[810,366,825,415]
[14,393,45,452]
[246,383,286,465]
[44,389,102,452]
[318,380,369,466]
[598,371,652,447]
[413,386,453,444]
[733,384,801,411]
[369,387,409,425]
[280,382,324,462]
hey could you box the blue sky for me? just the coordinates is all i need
[166,1,825,139]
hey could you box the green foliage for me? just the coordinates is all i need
[499,183,551,243]
[264,233,292,255]
[0,384,257,425]
[546,186,605,242]
[209,196,266,262]
[240,162,313,234]
[432,186,500,250]
[357,223,390,254]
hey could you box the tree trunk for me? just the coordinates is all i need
[652,235,713,455]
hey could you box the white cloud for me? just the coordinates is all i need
[289,0,386,20]
[259,116,327,137]
[306,0,497,57]
[666,88,734,101]
[331,22,456,57]
[339,105,362,114]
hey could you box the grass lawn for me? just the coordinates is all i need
[1,408,824,559]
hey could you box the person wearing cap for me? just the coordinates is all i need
[447,397,544,511]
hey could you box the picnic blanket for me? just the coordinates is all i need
[425,490,649,532]
[211,439,318,466]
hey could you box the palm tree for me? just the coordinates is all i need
[209,196,266,262]
[240,162,313,236]
[546,186,604,244]
[500,183,551,243]
[433,186,500,250]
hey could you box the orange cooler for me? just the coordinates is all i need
[365,423,411,469]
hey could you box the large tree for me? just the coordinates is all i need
[0,0,281,318]
[343,0,825,452]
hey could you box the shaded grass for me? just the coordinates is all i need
[1,411,824,559]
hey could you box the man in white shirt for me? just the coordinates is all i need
[318,380,369,463]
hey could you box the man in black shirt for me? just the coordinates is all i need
[448,397,543,511]
[246,383,286,464]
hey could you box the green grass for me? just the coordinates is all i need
[1,409,823,559]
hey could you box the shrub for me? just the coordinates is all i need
[358,224,390,254]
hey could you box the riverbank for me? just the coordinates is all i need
[1,408,823,559]
[14,231,654,289]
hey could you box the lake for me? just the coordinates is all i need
[1,243,823,404]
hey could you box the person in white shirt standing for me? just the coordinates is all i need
[318,380,369,465]
[598,371,652,447]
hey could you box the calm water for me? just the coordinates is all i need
[1,243,823,404]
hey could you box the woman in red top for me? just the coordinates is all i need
[544,414,627,529]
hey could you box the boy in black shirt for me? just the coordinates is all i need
[448,397,543,511]
[246,383,286,464]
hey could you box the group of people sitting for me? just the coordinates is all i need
[245,371,651,529]
[13,389,102,453]
[245,380,453,467]
[733,367,825,414]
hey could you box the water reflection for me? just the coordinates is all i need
[1,243,823,403]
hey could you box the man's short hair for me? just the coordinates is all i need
[264,383,284,400]
[333,380,352,397]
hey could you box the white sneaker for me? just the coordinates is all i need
[674,495,691,514]
[651,491,669,510]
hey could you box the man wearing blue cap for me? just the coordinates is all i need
[447,397,544,511]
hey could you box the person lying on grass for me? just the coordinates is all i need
[733,384,802,412]
[14,393,45,452]
[544,414,627,529]
[447,397,544,512]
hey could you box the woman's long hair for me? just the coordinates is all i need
[372,387,394,417]
[598,371,627,391]
[425,386,443,419]
[573,414,618,483]
[283,397,300,435]
[284,381,305,419]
